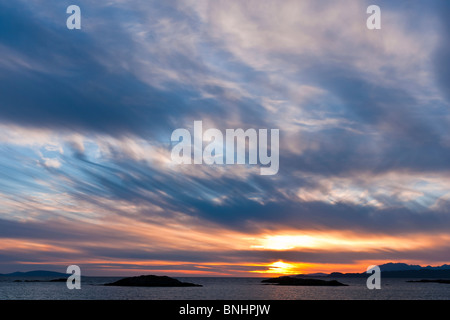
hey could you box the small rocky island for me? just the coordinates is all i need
[104,275,202,287]
[49,278,67,282]
[407,279,450,284]
[262,276,348,286]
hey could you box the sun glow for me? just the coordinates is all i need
[268,261,296,274]
[250,232,450,252]
[250,260,313,275]
[251,235,316,250]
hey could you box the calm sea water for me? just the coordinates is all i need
[0,276,449,300]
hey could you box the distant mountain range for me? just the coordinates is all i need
[0,270,68,277]
[302,263,450,279]
[377,262,450,272]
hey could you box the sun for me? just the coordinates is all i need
[268,261,296,274]
[249,260,309,276]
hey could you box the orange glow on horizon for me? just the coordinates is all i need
[2,226,450,276]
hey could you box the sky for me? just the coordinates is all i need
[0,0,450,276]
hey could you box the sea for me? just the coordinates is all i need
[0,276,449,300]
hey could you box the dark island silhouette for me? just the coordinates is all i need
[406,279,450,284]
[104,275,202,287]
[49,278,68,282]
[262,276,348,286]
